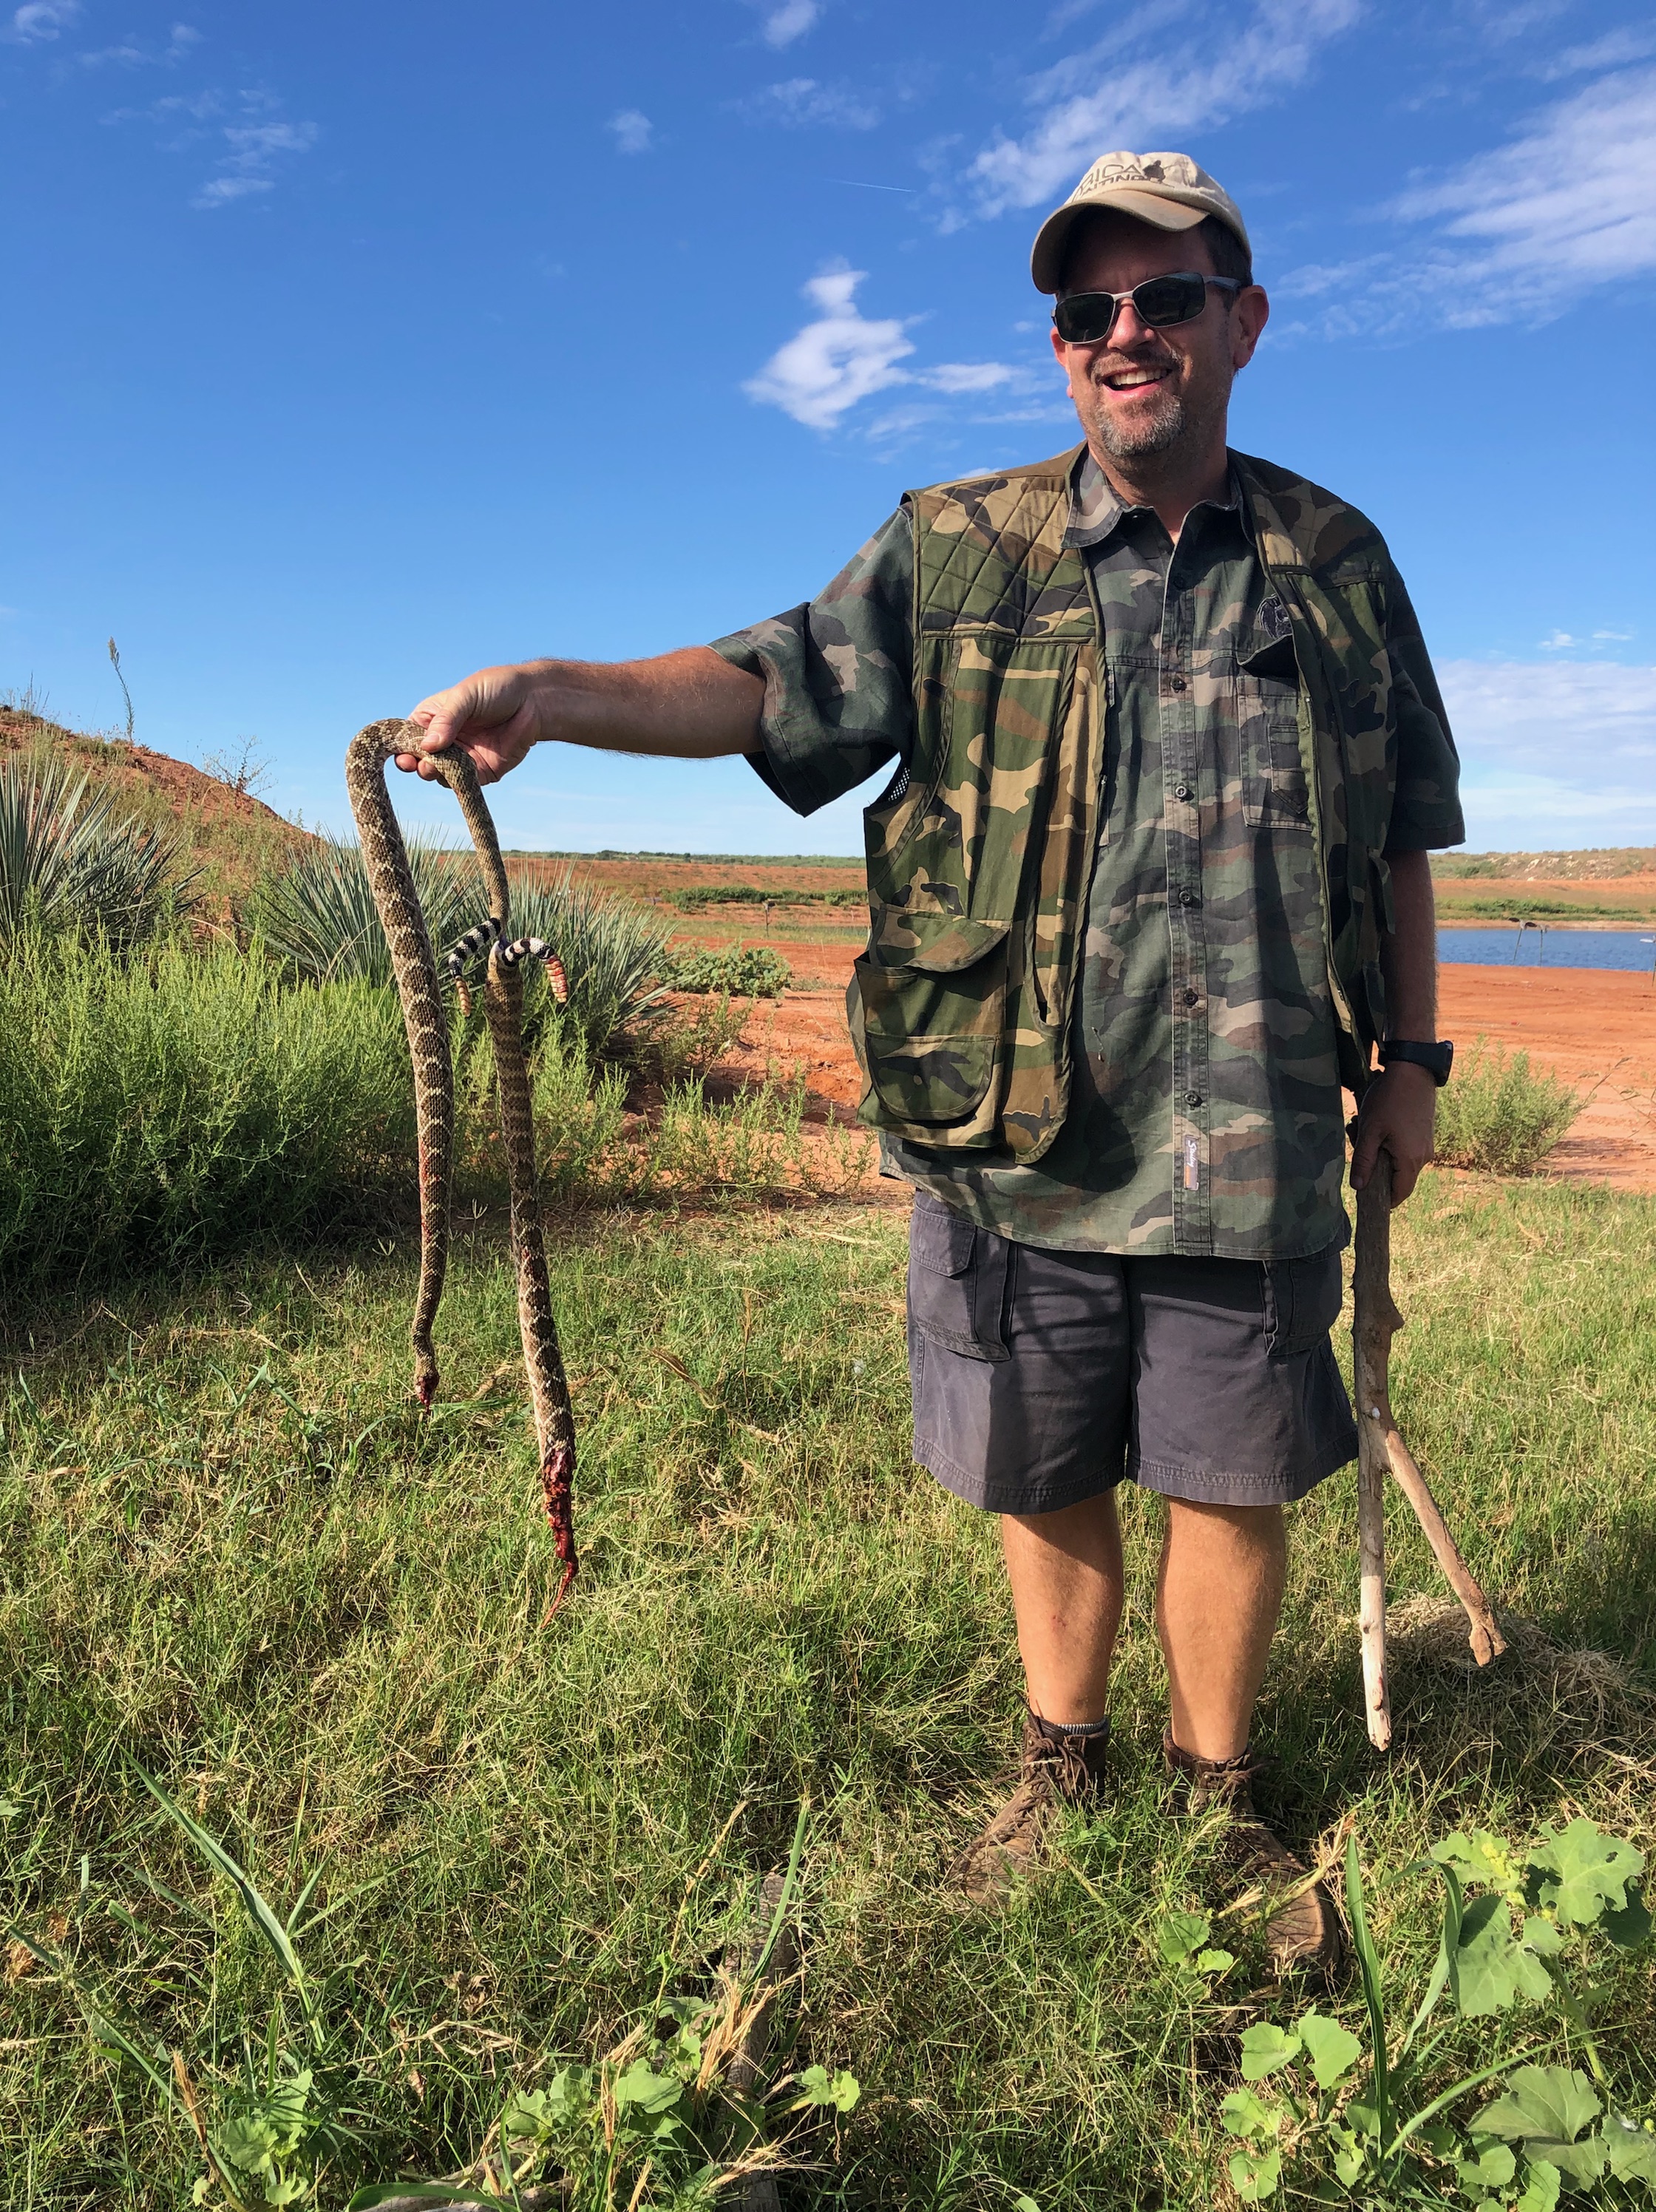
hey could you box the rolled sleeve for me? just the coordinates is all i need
[707,506,915,818]
[1382,577,1466,853]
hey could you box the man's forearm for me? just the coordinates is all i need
[400,645,766,785]
[1380,847,1437,1039]
[520,648,764,760]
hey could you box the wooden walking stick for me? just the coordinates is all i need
[1353,1150,1507,1749]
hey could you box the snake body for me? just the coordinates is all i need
[345,718,577,1611]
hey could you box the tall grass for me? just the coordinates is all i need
[0,752,195,949]
[0,939,413,1289]
[1,1178,1652,2207]
[1434,1039,1584,1174]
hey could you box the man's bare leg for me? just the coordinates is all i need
[1000,1493,1124,1723]
[1156,1499,1286,1761]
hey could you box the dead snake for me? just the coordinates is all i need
[345,719,577,1613]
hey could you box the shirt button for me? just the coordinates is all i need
[1168,675,1188,693]
[1175,782,1193,802]
[1185,1089,1204,1108]
[1184,988,1199,1006]
[1178,888,1199,907]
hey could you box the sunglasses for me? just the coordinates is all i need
[1053,273,1243,347]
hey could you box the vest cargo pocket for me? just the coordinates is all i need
[848,915,1011,1144]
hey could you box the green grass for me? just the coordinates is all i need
[0,940,415,1290]
[3,1175,1655,2208]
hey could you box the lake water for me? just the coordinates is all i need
[1439,926,1656,974]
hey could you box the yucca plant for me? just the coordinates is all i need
[0,751,194,949]
[248,836,482,987]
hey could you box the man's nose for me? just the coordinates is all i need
[1109,299,1156,347]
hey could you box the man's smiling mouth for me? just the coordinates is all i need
[1101,366,1171,391]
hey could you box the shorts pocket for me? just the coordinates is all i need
[906,1195,1013,1363]
[1262,1246,1345,1360]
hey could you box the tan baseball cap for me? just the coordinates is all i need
[1030,150,1251,294]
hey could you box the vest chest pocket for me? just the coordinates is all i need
[847,915,1011,1145]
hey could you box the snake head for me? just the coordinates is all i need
[415,1364,438,1410]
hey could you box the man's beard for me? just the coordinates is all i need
[1088,383,1187,460]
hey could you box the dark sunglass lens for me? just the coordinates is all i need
[1133,274,1207,327]
[1055,294,1119,345]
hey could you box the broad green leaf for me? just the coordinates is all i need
[263,2179,310,2208]
[1456,2143,1517,2193]
[793,2063,861,2113]
[1014,2199,1042,2211]
[1330,2131,1367,2188]
[1239,2023,1303,2080]
[1195,1947,1235,1975]
[1520,1916,1564,1956]
[1526,1819,1643,1927]
[1479,2067,1604,2184]
[611,2059,682,2116]
[1297,2012,1363,2091]
[1228,2145,1282,2200]
[1433,1831,1521,1895]
[1221,2089,1284,2141]
[1454,1894,1552,2015]
[1604,1887,1653,1950]
[1157,1910,1211,1964]
[218,2116,280,2178]
[1602,2116,1656,2184]
[1514,2158,1562,2211]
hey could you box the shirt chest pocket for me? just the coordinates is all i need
[1235,635,1310,832]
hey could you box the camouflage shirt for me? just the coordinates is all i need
[710,452,1465,1258]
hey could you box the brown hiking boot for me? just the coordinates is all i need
[1164,1730,1343,1983]
[950,1711,1111,1906]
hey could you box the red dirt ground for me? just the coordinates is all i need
[719,948,1656,1195]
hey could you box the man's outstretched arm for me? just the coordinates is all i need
[394,649,767,784]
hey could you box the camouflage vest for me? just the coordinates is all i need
[846,444,1403,1162]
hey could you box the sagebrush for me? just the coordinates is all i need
[1434,1041,1583,1175]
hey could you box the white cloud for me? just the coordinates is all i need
[920,362,1022,393]
[744,265,914,429]
[959,0,1360,220]
[5,0,79,42]
[761,0,819,49]
[1280,66,1656,334]
[81,20,200,67]
[193,118,316,208]
[748,76,878,129]
[1441,657,1656,844]
[1538,25,1656,79]
[608,108,652,155]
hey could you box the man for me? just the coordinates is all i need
[397,151,1462,1979]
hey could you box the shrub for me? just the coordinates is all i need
[504,866,676,1062]
[247,835,477,986]
[0,940,413,1288]
[663,944,793,999]
[0,750,195,950]
[1433,1040,1582,1175]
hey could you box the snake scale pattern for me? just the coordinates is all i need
[345,718,578,1612]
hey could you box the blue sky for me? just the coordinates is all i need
[2,0,1653,855]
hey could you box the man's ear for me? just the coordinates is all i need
[1230,286,1269,371]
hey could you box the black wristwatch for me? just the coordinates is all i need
[1379,1038,1454,1087]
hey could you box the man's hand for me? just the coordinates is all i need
[396,661,550,785]
[1350,1062,1437,1204]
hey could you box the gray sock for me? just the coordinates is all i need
[1029,1709,1110,1742]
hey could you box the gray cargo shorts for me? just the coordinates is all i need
[906,1191,1357,1516]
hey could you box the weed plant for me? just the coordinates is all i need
[664,946,793,1000]
[1436,1043,1584,1175]
[0,940,413,1289]
[0,753,195,950]
[2,1174,1653,2206]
